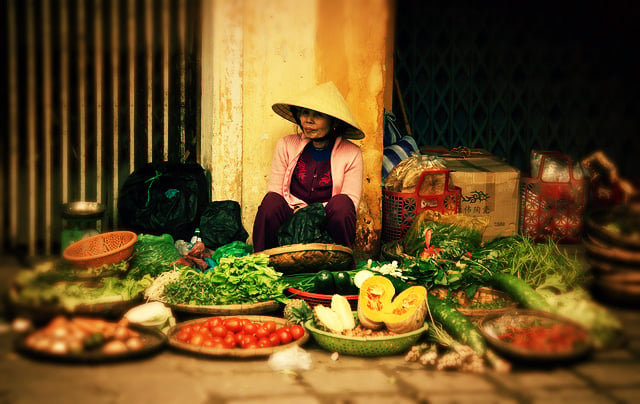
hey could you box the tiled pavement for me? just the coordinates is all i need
[1,255,639,404]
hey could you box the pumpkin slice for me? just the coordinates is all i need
[383,285,427,334]
[357,275,395,330]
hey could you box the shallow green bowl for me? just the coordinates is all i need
[304,318,428,357]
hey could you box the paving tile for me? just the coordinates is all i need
[422,392,518,404]
[524,387,617,404]
[486,368,587,390]
[609,388,640,403]
[574,362,640,386]
[395,369,496,393]
[226,395,322,404]
[302,368,399,395]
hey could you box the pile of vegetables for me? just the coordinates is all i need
[151,254,289,305]
[174,317,305,349]
[23,316,147,356]
[12,267,153,311]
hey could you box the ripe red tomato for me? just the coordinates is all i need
[262,321,277,334]
[223,317,243,333]
[243,322,258,335]
[255,325,271,339]
[211,325,227,338]
[234,332,245,345]
[180,325,193,335]
[241,334,257,348]
[290,325,305,340]
[202,338,215,348]
[277,329,292,344]
[189,333,205,346]
[268,332,281,346]
[223,333,237,348]
[257,337,272,348]
[192,324,205,333]
[206,317,222,329]
[176,330,191,342]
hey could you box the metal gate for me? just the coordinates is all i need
[1,0,201,256]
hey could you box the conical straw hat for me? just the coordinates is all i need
[272,82,365,140]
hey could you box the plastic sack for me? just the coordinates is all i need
[402,210,488,258]
[267,345,312,372]
[117,162,210,241]
[199,200,249,250]
[384,154,447,192]
[209,241,253,267]
[127,233,182,280]
[277,203,334,246]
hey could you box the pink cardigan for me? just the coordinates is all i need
[267,133,363,210]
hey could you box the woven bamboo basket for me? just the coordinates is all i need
[167,315,309,358]
[261,243,354,275]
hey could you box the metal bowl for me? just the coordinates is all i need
[62,201,106,219]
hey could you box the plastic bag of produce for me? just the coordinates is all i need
[127,234,182,279]
[402,211,487,258]
[117,162,210,241]
[199,200,249,250]
[277,203,334,246]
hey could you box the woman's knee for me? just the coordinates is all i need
[325,194,356,220]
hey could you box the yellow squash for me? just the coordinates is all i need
[383,285,427,333]
[356,275,395,330]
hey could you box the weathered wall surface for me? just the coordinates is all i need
[201,0,394,252]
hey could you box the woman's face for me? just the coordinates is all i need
[298,108,334,141]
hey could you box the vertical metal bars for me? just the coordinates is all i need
[1,0,201,256]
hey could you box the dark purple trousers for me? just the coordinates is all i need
[252,192,356,252]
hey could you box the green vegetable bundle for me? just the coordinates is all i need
[127,234,183,280]
[162,254,289,305]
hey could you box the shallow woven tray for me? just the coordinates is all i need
[167,315,309,358]
[167,300,281,316]
[430,286,518,322]
[585,208,640,251]
[583,235,640,266]
[8,287,143,322]
[261,243,354,275]
[15,323,166,364]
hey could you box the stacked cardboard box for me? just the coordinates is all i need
[422,147,520,241]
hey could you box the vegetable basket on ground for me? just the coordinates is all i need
[261,243,354,275]
[305,318,428,357]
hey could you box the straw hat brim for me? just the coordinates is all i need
[272,82,365,140]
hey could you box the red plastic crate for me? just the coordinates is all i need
[519,152,588,243]
[382,169,462,242]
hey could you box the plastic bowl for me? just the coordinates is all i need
[63,231,137,269]
[479,309,593,365]
[304,316,428,357]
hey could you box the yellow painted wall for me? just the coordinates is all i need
[201,0,395,254]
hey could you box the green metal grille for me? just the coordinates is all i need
[394,1,639,178]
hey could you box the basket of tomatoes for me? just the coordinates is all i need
[167,315,308,357]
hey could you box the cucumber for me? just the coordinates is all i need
[492,272,552,312]
[426,294,486,356]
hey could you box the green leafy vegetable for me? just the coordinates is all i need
[162,254,289,305]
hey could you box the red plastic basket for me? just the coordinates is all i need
[382,169,461,242]
[62,230,138,269]
[519,152,588,243]
[286,287,358,311]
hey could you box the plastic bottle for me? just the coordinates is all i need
[190,228,202,245]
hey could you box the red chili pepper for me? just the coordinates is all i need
[497,323,585,353]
